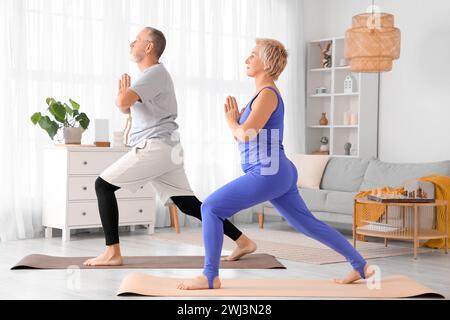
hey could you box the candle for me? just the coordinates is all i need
[112,131,125,148]
[95,119,109,142]
[343,111,350,125]
[350,112,358,125]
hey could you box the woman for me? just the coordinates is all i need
[178,38,373,290]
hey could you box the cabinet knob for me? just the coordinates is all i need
[82,212,87,216]
[82,187,87,191]
[140,186,144,189]
[83,161,88,165]
[139,209,143,213]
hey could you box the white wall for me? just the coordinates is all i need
[303,0,450,163]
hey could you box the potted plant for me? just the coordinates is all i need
[31,98,90,144]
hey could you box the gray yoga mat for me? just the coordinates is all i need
[11,253,285,270]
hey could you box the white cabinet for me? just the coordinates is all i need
[305,36,379,158]
[42,146,156,241]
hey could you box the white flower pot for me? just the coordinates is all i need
[63,127,83,144]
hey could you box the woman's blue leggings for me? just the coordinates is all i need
[201,158,367,288]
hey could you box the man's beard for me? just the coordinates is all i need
[129,51,143,63]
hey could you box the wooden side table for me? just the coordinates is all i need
[353,198,448,259]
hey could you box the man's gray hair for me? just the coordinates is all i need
[144,27,166,59]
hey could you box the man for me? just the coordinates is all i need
[84,27,256,266]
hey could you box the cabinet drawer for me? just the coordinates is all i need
[68,202,102,226]
[118,200,155,223]
[68,177,155,201]
[68,151,125,175]
[68,200,154,227]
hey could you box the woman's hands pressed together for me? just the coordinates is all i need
[224,96,241,125]
[224,96,248,141]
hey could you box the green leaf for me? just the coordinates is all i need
[69,99,80,110]
[64,103,73,116]
[38,116,52,130]
[75,112,90,130]
[38,116,59,140]
[31,112,42,125]
[49,102,67,123]
[72,109,79,117]
[48,122,60,140]
[46,98,56,107]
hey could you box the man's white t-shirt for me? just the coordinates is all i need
[128,63,179,147]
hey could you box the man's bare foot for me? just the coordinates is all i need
[177,274,221,290]
[221,234,257,261]
[83,244,123,266]
[334,264,375,284]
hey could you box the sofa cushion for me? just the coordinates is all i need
[263,188,329,212]
[263,188,355,216]
[321,157,373,192]
[323,190,358,216]
[312,211,353,226]
[360,159,450,190]
[290,154,330,189]
[298,188,329,212]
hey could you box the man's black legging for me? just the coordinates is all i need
[95,177,243,245]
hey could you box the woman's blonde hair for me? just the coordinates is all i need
[255,38,288,81]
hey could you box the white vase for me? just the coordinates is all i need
[63,127,82,144]
[320,144,329,152]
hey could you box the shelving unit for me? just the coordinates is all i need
[305,36,379,158]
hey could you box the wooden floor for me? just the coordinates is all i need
[0,222,449,300]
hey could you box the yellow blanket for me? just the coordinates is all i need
[354,175,449,247]
[420,175,450,249]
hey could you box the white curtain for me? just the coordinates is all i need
[0,0,305,241]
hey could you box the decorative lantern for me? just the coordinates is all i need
[344,75,354,93]
[345,10,400,72]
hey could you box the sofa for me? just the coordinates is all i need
[258,157,450,231]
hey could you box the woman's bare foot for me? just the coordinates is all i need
[83,244,123,266]
[177,275,221,290]
[221,234,257,261]
[334,264,375,284]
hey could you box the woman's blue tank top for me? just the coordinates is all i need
[238,87,286,173]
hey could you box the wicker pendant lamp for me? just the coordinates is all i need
[345,3,401,72]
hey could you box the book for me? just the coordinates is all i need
[367,194,434,203]
[358,221,403,233]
